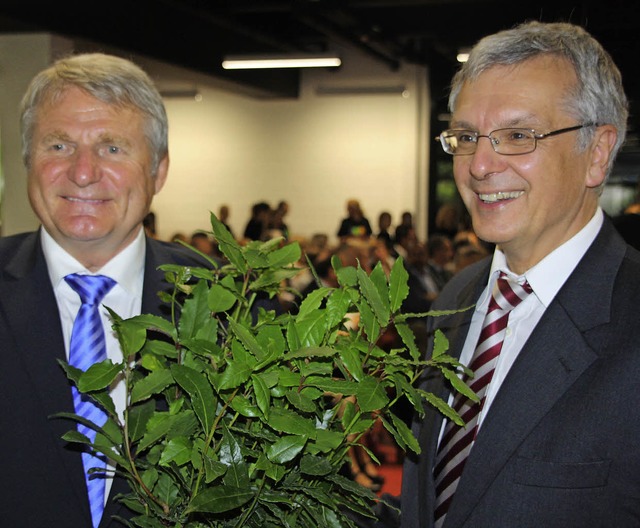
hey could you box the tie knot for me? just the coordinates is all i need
[491,272,532,312]
[64,273,116,305]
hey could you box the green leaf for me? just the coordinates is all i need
[369,261,390,312]
[211,212,247,273]
[300,454,333,476]
[355,377,389,413]
[208,276,238,313]
[178,280,210,340]
[127,399,156,442]
[267,407,317,437]
[357,265,390,327]
[267,435,307,463]
[216,358,253,391]
[389,256,410,312]
[285,390,316,413]
[130,368,174,403]
[219,423,250,488]
[324,288,352,328]
[252,373,271,417]
[395,320,420,361]
[170,364,217,434]
[432,328,450,359]
[77,360,122,392]
[251,268,302,290]
[296,287,332,321]
[186,485,253,514]
[229,394,260,417]
[159,436,192,466]
[338,346,364,381]
[380,413,420,454]
[267,242,301,268]
[283,346,336,361]
[228,318,265,361]
[294,311,328,348]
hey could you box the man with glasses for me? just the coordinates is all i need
[395,21,640,528]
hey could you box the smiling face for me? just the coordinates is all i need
[451,55,615,273]
[28,86,168,271]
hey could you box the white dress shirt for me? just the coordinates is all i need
[451,208,604,432]
[41,226,146,502]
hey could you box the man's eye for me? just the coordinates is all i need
[458,133,477,143]
[51,144,66,151]
[506,130,530,142]
[107,145,121,154]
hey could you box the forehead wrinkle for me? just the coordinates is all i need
[450,112,543,132]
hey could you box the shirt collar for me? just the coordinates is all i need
[41,227,146,298]
[487,207,604,307]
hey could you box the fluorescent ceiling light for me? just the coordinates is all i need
[222,54,341,70]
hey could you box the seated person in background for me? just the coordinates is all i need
[337,199,373,242]
[376,211,396,255]
[243,201,271,242]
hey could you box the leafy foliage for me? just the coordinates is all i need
[58,214,471,527]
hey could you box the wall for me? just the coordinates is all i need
[0,36,430,244]
[0,33,73,234]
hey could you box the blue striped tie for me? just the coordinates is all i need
[65,273,117,528]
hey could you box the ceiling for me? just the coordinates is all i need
[2,0,640,148]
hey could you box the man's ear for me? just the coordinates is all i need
[586,125,617,188]
[154,154,169,194]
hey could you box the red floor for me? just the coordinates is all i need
[377,463,403,496]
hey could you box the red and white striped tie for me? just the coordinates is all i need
[433,272,532,527]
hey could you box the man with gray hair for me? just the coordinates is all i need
[0,53,201,527]
[395,21,640,527]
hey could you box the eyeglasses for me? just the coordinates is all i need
[436,123,598,156]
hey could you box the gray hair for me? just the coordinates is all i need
[20,53,168,175]
[449,21,628,177]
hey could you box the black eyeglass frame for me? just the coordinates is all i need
[436,123,599,156]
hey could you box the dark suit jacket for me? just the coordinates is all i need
[399,218,640,527]
[0,230,203,527]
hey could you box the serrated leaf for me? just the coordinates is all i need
[433,328,450,359]
[252,374,271,417]
[267,407,317,437]
[338,346,364,381]
[219,423,249,488]
[208,277,237,313]
[251,268,302,290]
[300,454,333,476]
[355,377,389,413]
[395,320,420,360]
[285,390,316,413]
[211,213,247,273]
[266,435,307,463]
[389,257,410,312]
[130,368,174,403]
[357,266,390,327]
[77,360,122,392]
[159,436,192,466]
[170,364,217,433]
[295,311,328,348]
[227,318,265,361]
[296,287,332,321]
[181,281,215,342]
[127,399,156,442]
[385,413,420,454]
[324,288,352,328]
[267,242,301,267]
[216,358,253,391]
[186,485,253,514]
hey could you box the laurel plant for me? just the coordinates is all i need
[58,213,474,528]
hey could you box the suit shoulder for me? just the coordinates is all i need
[0,232,36,265]
[146,238,214,268]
